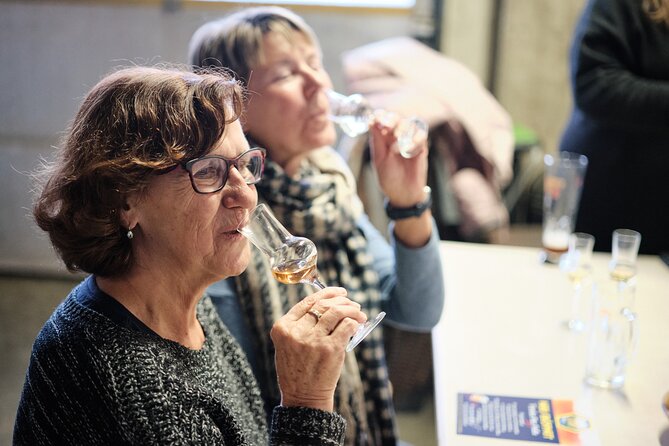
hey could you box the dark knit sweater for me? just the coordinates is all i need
[13,276,346,445]
[560,0,669,254]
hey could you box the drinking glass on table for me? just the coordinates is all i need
[609,229,641,282]
[559,232,594,332]
[238,204,386,352]
[585,284,638,389]
[326,90,428,159]
[541,152,588,264]
[609,228,641,311]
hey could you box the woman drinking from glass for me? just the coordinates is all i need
[189,7,445,445]
[14,66,365,445]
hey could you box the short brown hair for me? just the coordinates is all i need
[188,6,320,85]
[33,66,244,276]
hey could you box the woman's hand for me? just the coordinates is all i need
[270,287,367,412]
[369,119,433,248]
[368,119,429,208]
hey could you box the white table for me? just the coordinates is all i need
[432,241,669,445]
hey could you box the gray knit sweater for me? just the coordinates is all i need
[14,276,346,445]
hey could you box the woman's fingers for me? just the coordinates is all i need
[270,288,370,411]
[281,290,367,343]
[308,300,367,337]
[282,286,347,321]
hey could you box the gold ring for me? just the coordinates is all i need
[308,308,323,322]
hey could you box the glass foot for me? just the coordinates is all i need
[346,311,386,352]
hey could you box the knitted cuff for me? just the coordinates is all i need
[270,406,346,446]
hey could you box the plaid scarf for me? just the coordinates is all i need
[234,148,397,445]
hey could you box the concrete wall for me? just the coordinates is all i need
[495,0,586,153]
[440,0,495,85]
[440,0,587,152]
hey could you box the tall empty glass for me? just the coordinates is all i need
[541,152,588,263]
[326,90,428,158]
[238,204,386,352]
[585,284,638,389]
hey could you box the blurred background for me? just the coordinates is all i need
[0,0,586,444]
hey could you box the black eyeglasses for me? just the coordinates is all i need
[166,147,266,194]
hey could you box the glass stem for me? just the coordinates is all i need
[311,277,327,290]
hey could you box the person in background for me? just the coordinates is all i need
[560,0,669,254]
[14,65,366,445]
[189,7,445,445]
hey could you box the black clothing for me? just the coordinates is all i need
[560,0,669,254]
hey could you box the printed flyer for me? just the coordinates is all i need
[456,393,591,444]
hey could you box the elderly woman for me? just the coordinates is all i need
[13,66,366,445]
[189,7,445,445]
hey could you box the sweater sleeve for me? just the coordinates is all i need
[270,406,346,445]
[571,0,669,129]
[359,214,445,331]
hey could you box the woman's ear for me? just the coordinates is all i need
[119,193,140,231]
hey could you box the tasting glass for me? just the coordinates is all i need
[238,204,386,351]
[326,90,428,159]
[608,228,641,312]
[609,229,641,282]
[559,232,595,332]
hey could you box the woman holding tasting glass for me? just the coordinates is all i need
[14,66,366,445]
[189,6,445,445]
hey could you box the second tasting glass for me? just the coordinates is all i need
[609,228,641,282]
[609,228,641,312]
[326,90,428,159]
[238,204,386,351]
[559,232,595,331]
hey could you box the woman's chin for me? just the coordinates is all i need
[307,132,336,150]
[230,246,252,276]
[304,120,336,146]
[210,243,251,279]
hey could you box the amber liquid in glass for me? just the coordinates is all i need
[272,256,318,285]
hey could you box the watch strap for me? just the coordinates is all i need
[384,186,432,220]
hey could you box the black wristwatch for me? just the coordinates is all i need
[384,186,432,220]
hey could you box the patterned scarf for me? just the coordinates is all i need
[234,148,397,445]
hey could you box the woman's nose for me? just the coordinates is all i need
[222,168,257,207]
[302,66,329,97]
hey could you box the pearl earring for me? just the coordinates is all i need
[127,229,134,240]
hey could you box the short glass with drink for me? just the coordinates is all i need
[559,232,595,332]
[609,229,641,282]
[609,228,641,311]
[541,152,588,263]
